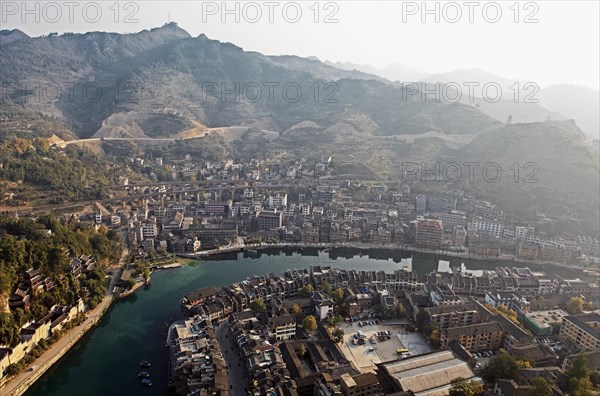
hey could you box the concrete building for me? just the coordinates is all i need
[257,210,283,231]
[415,195,427,215]
[140,218,158,240]
[425,302,481,330]
[376,350,480,395]
[427,195,457,213]
[559,314,600,351]
[468,217,504,238]
[268,193,288,208]
[453,226,467,246]
[340,372,380,396]
[521,309,568,336]
[434,211,467,229]
[441,321,504,352]
[269,315,296,341]
[415,219,444,248]
[206,201,231,216]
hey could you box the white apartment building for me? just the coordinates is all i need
[468,217,504,238]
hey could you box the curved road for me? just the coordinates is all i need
[0,269,122,396]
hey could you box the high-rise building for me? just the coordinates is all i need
[415,219,444,248]
[268,193,287,208]
[257,210,283,231]
[415,195,427,215]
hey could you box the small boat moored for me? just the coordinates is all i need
[141,378,153,387]
[138,371,150,378]
[140,360,151,368]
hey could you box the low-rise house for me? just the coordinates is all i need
[312,292,334,320]
[339,372,380,396]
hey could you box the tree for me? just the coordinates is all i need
[321,281,332,295]
[5,363,21,377]
[428,326,441,349]
[250,297,265,313]
[142,267,151,282]
[528,377,553,396]
[0,313,20,347]
[415,310,430,332]
[299,284,314,298]
[291,304,302,321]
[449,377,484,396]
[395,303,406,318]
[483,350,530,383]
[567,354,589,380]
[126,278,136,289]
[570,377,594,396]
[332,327,345,343]
[497,304,519,323]
[331,288,344,305]
[566,297,585,315]
[298,344,306,357]
[327,314,342,327]
[302,315,317,332]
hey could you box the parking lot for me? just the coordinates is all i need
[471,350,496,369]
[339,320,432,373]
[536,335,566,353]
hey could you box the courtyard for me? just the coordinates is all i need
[338,320,432,373]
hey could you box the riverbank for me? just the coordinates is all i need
[0,266,123,396]
[22,249,596,396]
[179,242,596,273]
[0,295,113,396]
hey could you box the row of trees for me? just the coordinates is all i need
[477,351,599,396]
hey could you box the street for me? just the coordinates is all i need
[216,323,249,395]
[0,258,123,396]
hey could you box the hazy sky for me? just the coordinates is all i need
[2,1,599,90]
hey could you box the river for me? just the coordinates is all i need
[25,249,589,396]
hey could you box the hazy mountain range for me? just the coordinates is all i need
[323,62,599,141]
[0,24,598,234]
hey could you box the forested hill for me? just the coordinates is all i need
[0,23,497,139]
[0,215,122,347]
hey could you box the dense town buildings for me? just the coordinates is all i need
[81,155,599,271]
[169,262,599,395]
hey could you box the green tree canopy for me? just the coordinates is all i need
[396,302,406,318]
[291,303,302,321]
[566,297,585,315]
[320,282,332,295]
[332,327,345,343]
[482,350,531,383]
[250,297,266,313]
[568,354,589,380]
[528,377,553,396]
[299,284,314,298]
[331,288,344,305]
[449,378,483,396]
[302,315,317,332]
